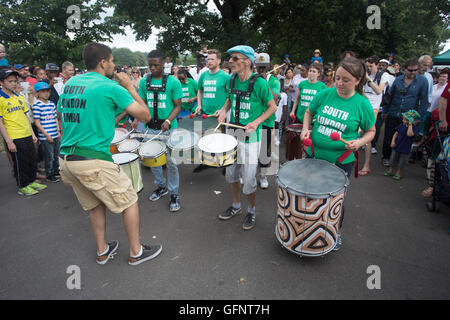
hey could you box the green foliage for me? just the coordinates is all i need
[112,0,449,65]
[111,48,148,67]
[0,0,122,68]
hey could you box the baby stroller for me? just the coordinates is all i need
[426,121,450,212]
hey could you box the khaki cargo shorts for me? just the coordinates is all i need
[59,158,138,214]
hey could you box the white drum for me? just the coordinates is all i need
[138,140,167,167]
[166,129,199,162]
[112,153,143,193]
[197,133,238,167]
[118,139,141,154]
[110,128,129,154]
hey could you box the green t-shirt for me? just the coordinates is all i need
[181,78,198,111]
[198,69,230,115]
[229,73,274,143]
[296,80,327,122]
[138,75,183,129]
[57,72,134,158]
[307,87,376,164]
[262,75,281,128]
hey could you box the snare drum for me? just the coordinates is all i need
[111,128,129,154]
[166,129,199,162]
[118,139,141,154]
[138,140,167,167]
[276,159,349,257]
[286,124,311,161]
[112,153,143,193]
[197,133,238,167]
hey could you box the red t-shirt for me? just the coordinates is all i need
[441,82,450,123]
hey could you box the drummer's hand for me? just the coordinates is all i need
[216,108,227,123]
[114,72,133,89]
[345,139,361,152]
[439,120,448,132]
[195,105,202,115]
[245,121,259,133]
[161,120,170,132]
[300,129,310,141]
[131,119,138,130]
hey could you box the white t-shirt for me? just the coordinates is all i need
[276,92,288,122]
[425,72,434,103]
[364,72,390,110]
[164,62,173,75]
[429,83,447,112]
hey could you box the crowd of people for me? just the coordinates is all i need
[1,40,449,265]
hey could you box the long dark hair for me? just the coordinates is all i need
[337,57,367,96]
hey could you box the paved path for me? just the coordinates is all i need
[0,143,449,300]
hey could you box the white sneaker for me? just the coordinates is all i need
[371,147,377,154]
[260,176,269,189]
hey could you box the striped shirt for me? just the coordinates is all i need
[33,100,58,140]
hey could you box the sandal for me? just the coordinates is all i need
[421,187,433,198]
[392,174,402,180]
[358,169,371,176]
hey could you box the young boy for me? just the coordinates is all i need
[384,110,421,180]
[32,82,61,182]
[0,69,46,195]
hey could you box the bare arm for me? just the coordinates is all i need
[438,97,448,131]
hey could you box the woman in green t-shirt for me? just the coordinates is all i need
[177,69,198,116]
[300,57,376,251]
[290,63,327,123]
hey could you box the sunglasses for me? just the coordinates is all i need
[407,68,418,72]
[230,55,246,62]
[178,77,186,81]
[132,71,140,74]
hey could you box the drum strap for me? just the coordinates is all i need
[146,74,168,129]
[229,73,262,126]
[337,150,359,178]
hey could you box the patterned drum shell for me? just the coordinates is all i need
[276,159,349,257]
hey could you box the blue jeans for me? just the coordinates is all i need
[146,129,179,196]
[40,138,60,177]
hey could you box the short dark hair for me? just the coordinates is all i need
[207,49,221,60]
[83,42,112,70]
[404,58,419,69]
[147,50,164,61]
[366,55,380,64]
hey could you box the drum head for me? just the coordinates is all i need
[112,152,138,165]
[139,140,166,157]
[197,133,237,153]
[167,129,199,150]
[118,139,141,152]
[112,128,129,144]
[277,159,349,197]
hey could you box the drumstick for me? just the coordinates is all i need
[268,63,286,74]
[330,132,349,144]
[189,110,200,119]
[202,114,216,119]
[220,122,247,130]
[146,130,163,143]
[214,122,222,132]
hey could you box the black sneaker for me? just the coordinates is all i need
[149,187,168,201]
[96,240,119,265]
[169,194,180,212]
[242,213,256,230]
[218,206,242,220]
[128,244,162,266]
[46,175,60,183]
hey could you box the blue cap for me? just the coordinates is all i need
[34,81,50,92]
[227,45,255,63]
[13,64,25,70]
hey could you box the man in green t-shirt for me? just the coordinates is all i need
[136,49,183,212]
[57,42,162,266]
[196,49,230,116]
[255,52,281,189]
[216,45,277,231]
[194,49,231,173]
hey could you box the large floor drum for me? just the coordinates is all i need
[276,159,349,257]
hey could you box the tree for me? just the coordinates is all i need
[111,47,148,66]
[0,0,122,68]
[111,0,449,64]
